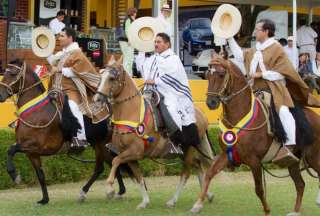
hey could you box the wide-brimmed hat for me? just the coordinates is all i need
[32,26,56,58]
[211,4,242,39]
[128,17,165,52]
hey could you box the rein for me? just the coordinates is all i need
[0,62,57,128]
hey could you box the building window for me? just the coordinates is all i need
[0,0,8,17]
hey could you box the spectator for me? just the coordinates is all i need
[119,7,137,77]
[312,52,320,77]
[49,10,66,35]
[297,19,318,61]
[298,52,320,93]
[284,36,299,70]
[158,4,173,45]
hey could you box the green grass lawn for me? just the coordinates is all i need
[0,171,319,216]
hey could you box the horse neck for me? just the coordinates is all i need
[223,78,252,125]
[112,73,141,122]
[16,71,43,109]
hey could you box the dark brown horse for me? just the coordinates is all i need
[190,57,320,216]
[0,59,129,205]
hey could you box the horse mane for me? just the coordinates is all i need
[9,58,46,94]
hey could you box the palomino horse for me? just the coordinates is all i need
[0,59,129,204]
[94,63,214,209]
[190,57,320,215]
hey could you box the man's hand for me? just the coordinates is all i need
[145,79,155,85]
[251,72,262,79]
[51,66,59,74]
[62,67,76,78]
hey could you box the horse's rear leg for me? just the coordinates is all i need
[251,164,270,216]
[7,143,23,184]
[115,167,126,197]
[191,153,228,213]
[197,169,214,203]
[287,163,305,216]
[27,154,49,205]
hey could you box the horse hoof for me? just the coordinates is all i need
[106,187,115,200]
[114,193,124,200]
[287,212,300,216]
[190,203,203,214]
[136,201,149,210]
[166,199,176,208]
[37,199,49,205]
[207,192,214,203]
[14,175,21,185]
[78,189,87,203]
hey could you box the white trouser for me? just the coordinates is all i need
[279,106,296,146]
[68,100,86,140]
[119,41,134,77]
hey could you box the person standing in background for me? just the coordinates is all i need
[119,7,137,77]
[158,4,174,46]
[297,19,318,61]
[49,10,66,35]
[284,36,299,70]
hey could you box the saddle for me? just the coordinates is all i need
[255,90,314,163]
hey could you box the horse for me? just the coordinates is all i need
[190,56,320,216]
[0,59,130,205]
[93,62,215,210]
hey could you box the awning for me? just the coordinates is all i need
[201,0,320,7]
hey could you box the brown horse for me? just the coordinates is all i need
[94,63,214,210]
[0,59,129,205]
[190,57,320,215]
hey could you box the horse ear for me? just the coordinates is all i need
[107,55,116,66]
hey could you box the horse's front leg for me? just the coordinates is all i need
[27,154,49,205]
[191,153,228,213]
[7,143,23,184]
[106,145,143,199]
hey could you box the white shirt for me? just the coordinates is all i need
[284,46,299,70]
[157,14,173,43]
[140,49,196,129]
[49,18,65,35]
[297,25,318,47]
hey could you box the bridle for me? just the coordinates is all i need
[206,64,251,104]
[0,62,26,97]
[101,67,141,105]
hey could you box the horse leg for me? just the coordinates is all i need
[27,154,49,205]
[251,164,270,216]
[287,163,305,216]
[128,161,150,210]
[115,167,126,198]
[106,148,141,199]
[190,153,228,213]
[197,169,214,203]
[166,170,190,208]
[7,143,23,184]
[78,157,104,203]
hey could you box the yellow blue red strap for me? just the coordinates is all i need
[17,93,48,115]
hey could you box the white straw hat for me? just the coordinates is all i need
[128,17,165,52]
[32,26,56,58]
[211,4,242,39]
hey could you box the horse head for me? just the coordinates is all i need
[0,59,26,102]
[94,61,126,107]
[206,55,247,110]
[0,59,45,103]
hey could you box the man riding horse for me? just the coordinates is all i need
[47,27,109,146]
[137,32,200,151]
[227,19,320,164]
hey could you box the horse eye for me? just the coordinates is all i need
[109,77,115,81]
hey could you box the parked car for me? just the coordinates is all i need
[182,18,213,55]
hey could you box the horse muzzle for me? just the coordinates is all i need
[206,96,220,110]
[93,92,108,107]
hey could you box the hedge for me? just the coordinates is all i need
[0,127,254,190]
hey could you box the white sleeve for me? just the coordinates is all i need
[47,55,55,65]
[262,70,285,81]
[61,67,76,78]
[227,38,244,63]
[135,52,145,74]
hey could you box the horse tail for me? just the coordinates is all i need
[194,130,216,166]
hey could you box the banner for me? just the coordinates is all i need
[39,0,60,19]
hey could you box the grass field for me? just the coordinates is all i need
[0,171,319,216]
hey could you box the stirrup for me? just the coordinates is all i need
[272,146,299,167]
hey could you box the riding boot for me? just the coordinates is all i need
[272,145,299,167]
